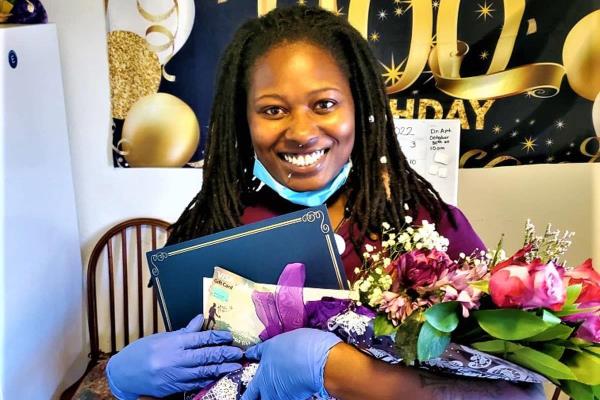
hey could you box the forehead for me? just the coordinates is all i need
[248,41,349,94]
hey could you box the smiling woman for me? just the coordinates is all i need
[105,5,545,400]
[247,41,355,192]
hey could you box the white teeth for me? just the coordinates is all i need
[283,149,325,167]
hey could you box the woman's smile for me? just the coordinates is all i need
[280,148,327,168]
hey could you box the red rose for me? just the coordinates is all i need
[566,259,600,306]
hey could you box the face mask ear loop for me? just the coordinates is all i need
[252,154,265,191]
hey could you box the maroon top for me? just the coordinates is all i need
[240,188,486,283]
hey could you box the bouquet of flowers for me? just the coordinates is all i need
[352,217,600,399]
[195,217,599,400]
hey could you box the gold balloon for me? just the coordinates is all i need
[593,92,600,137]
[121,93,200,167]
[108,30,162,119]
[563,10,600,101]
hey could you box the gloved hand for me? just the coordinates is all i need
[106,314,243,400]
[241,328,342,400]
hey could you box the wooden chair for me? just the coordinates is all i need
[551,386,569,400]
[61,218,170,400]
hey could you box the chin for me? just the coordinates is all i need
[287,179,330,193]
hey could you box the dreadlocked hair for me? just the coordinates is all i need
[167,5,453,247]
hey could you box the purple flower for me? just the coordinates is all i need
[575,314,600,343]
[562,302,600,344]
[387,249,457,291]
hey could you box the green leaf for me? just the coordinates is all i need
[542,309,562,326]
[490,234,504,267]
[562,380,594,400]
[473,309,553,340]
[424,301,459,333]
[583,346,600,357]
[541,343,565,359]
[394,310,423,366]
[563,351,600,385]
[471,339,523,354]
[565,284,583,307]
[592,384,600,399]
[373,314,397,336]
[571,337,594,348]
[556,305,600,318]
[469,280,490,294]
[551,339,584,352]
[527,323,574,341]
[417,321,451,362]
[506,346,577,380]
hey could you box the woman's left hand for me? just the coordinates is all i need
[241,328,341,400]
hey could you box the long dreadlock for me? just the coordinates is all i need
[167,5,453,248]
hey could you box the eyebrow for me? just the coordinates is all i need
[253,87,342,102]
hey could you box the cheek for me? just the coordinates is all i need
[247,118,274,154]
[324,111,355,144]
[335,117,355,156]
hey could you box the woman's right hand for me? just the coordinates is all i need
[105,314,243,400]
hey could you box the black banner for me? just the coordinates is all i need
[107,0,600,168]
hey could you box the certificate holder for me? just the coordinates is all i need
[147,205,347,330]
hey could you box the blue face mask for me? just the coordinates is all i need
[252,158,352,207]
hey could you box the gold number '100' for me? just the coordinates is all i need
[257,0,565,100]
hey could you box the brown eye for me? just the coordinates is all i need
[314,99,337,113]
[262,106,286,118]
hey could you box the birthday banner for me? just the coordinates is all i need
[106,0,600,168]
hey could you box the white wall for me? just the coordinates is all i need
[460,163,600,266]
[43,0,203,395]
[44,0,599,397]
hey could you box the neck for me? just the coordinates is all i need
[327,193,347,231]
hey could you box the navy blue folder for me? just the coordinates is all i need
[147,205,348,331]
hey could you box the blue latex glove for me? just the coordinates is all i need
[241,328,342,400]
[106,314,243,400]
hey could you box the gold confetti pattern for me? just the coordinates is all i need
[108,30,162,119]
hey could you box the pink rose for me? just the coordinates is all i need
[490,259,566,311]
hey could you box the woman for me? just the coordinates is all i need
[107,6,545,400]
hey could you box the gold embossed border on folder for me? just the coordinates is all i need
[149,209,343,331]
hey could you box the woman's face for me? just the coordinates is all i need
[247,41,355,192]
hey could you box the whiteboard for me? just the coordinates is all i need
[394,119,461,205]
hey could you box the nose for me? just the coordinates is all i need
[285,110,319,148]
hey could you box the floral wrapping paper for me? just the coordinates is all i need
[193,308,544,400]
[325,310,545,383]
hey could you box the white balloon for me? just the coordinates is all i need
[593,91,600,137]
[106,0,195,64]
[175,0,195,56]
